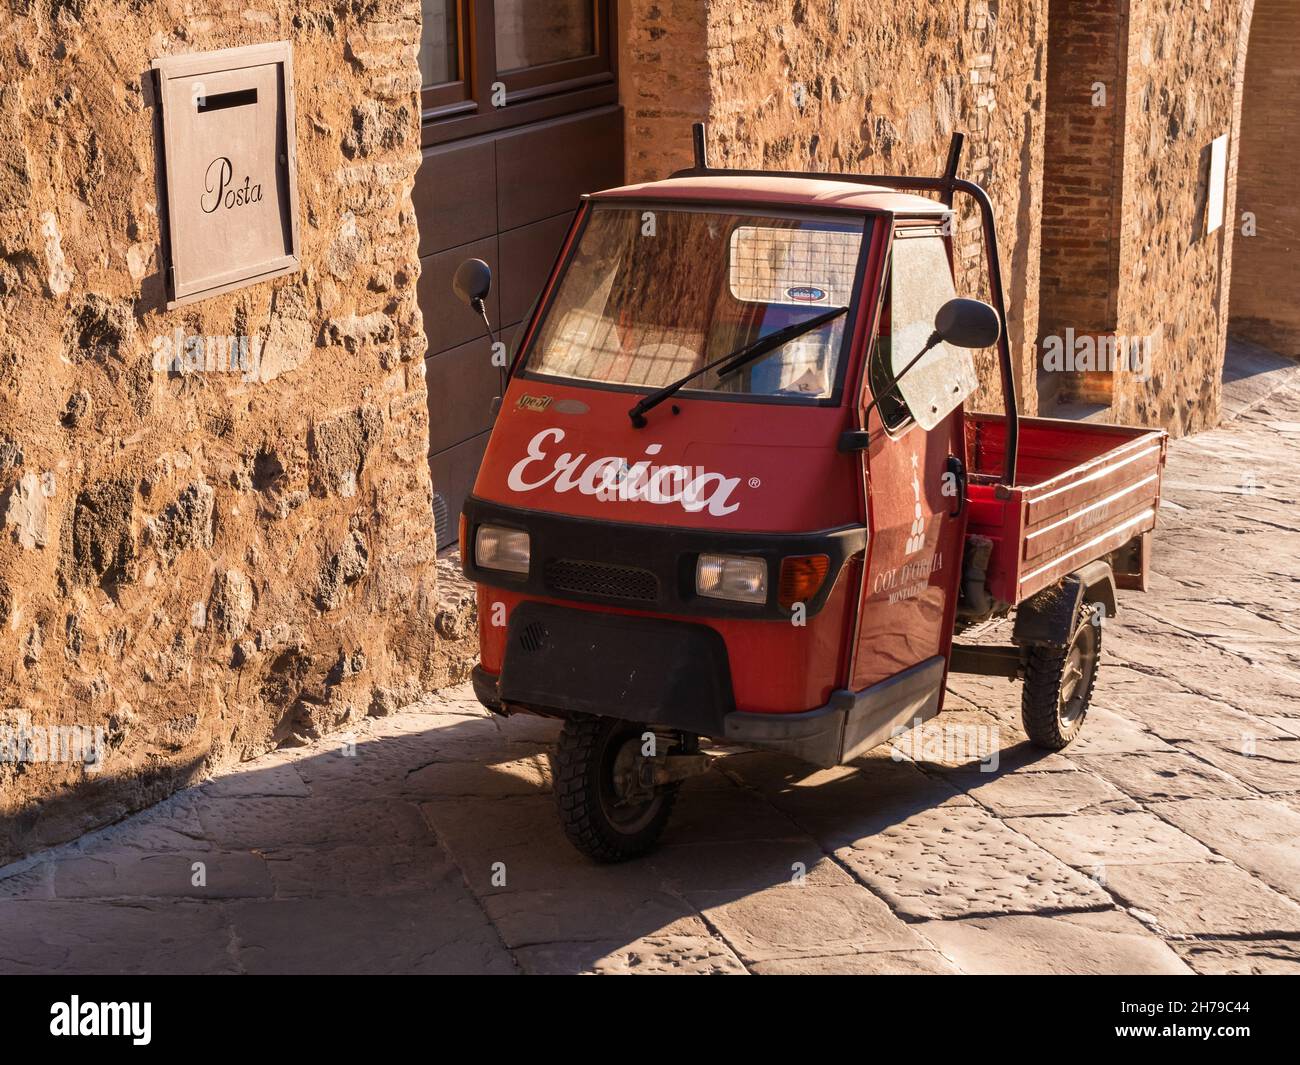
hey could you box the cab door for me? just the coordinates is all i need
[850,225,977,694]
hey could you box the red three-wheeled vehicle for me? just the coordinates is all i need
[454,126,1167,861]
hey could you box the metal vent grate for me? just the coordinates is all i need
[432,492,450,552]
[544,559,659,603]
[518,621,549,654]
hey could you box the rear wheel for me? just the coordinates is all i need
[552,717,686,863]
[1021,600,1101,749]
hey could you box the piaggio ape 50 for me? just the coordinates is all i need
[452,126,1167,862]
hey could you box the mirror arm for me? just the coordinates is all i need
[470,300,504,415]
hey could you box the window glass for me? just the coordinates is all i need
[868,275,909,431]
[525,205,867,402]
[495,0,596,71]
[419,0,459,88]
[881,234,978,431]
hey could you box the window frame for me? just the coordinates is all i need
[868,223,974,437]
[421,0,618,147]
[419,0,474,114]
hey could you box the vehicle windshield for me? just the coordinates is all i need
[523,204,868,401]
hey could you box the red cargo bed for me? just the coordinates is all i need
[964,414,1168,606]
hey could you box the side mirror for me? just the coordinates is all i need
[452,258,492,310]
[934,297,1001,349]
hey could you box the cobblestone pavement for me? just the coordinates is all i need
[3,374,1299,975]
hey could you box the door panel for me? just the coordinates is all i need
[851,229,972,692]
[852,414,967,691]
[418,235,501,353]
[416,105,624,551]
[414,138,497,256]
[495,107,623,230]
[424,335,503,454]
[498,212,575,326]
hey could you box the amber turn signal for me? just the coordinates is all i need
[778,554,830,609]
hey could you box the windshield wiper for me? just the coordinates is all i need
[627,305,848,427]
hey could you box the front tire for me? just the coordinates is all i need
[1021,599,1101,750]
[552,717,683,863]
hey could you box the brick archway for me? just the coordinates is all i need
[1229,0,1300,358]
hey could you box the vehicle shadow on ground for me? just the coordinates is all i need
[0,700,1061,974]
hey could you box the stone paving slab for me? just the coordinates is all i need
[1174,937,1300,976]
[481,889,707,949]
[1099,862,1300,937]
[915,910,1193,975]
[1005,812,1219,868]
[686,882,932,963]
[513,934,748,975]
[1,372,1299,974]
[0,900,241,975]
[51,850,273,901]
[837,805,1112,920]
[957,762,1135,817]
[226,893,516,975]
[1147,798,1300,903]
[1070,751,1256,803]
[750,949,960,974]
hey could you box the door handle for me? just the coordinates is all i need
[946,455,967,518]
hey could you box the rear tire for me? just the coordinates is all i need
[552,716,682,863]
[1021,599,1101,750]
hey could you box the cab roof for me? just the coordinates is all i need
[588,174,950,217]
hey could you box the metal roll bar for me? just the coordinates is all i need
[673,123,1020,486]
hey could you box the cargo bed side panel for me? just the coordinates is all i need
[1016,434,1165,601]
[964,416,1167,605]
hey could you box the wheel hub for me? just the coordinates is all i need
[1059,620,1098,727]
[610,737,656,807]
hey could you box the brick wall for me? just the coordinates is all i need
[1230,0,1300,357]
[619,0,711,181]
[1037,0,1128,404]
[619,0,1288,435]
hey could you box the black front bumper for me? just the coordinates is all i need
[487,601,736,736]
[472,599,946,768]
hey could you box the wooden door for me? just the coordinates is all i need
[414,1,624,549]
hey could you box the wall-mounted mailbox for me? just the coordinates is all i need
[153,42,300,307]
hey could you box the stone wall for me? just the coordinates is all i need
[1229,0,1299,358]
[618,0,1295,436]
[1109,0,1254,435]
[0,0,461,863]
[622,0,1047,417]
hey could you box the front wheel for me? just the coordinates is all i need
[1021,599,1101,749]
[552,716,685,863]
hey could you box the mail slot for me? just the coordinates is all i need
[153,42,301,306]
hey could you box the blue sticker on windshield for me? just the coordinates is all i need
[786,286,828,303]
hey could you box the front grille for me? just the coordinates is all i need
[544,558,660,603]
